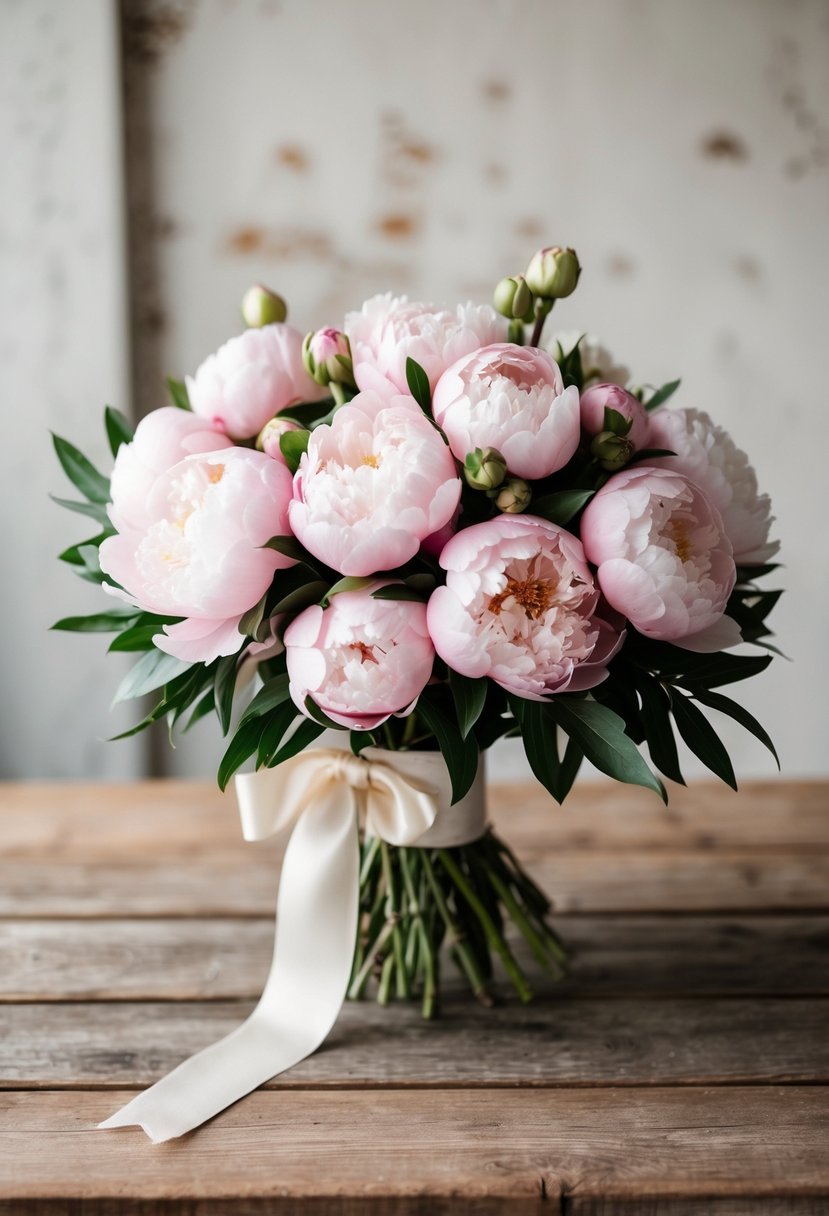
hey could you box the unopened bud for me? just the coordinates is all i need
[524,246,581,300]
[493,275,535,322]
[495,477,532,514]
[241,284,288,327]
[256,415,301,460]
[590,430,634,471]
[464,447,507,491]
[302,328,356,387]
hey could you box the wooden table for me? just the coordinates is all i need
[1,779,827,1213]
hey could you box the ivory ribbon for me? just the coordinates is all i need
[99,747,486,1143]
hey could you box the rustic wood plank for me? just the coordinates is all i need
[2,915,826,1001]
[2,996,827,1090]
[0,1088,826,1211]
[2,848,826,917]
[1,780,826,858]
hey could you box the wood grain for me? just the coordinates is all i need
[2,915,827,1001]
[3,996,827,1090]
[1,1088,826,1210]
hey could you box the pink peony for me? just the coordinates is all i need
[580,382,650,450]
[580,466,739,651]
[427,515,623,700]
[432,343,580,480]
[647,407,779,565]
[284,582,435,730]
[99,448,295,663]
[257,415,302,464]
[345,293,506,402]
[186,324,327,440]
[108,408,233,534]
[289,391,462,576]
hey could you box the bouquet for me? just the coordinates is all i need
[53,245,781,1140]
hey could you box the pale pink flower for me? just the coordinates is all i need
[345,293,506,402]
[289,391,462,576]
[580,466,739,651]
[427,515,623,700]
[284,582,435,730]
[432,343,580,480]
[186,324,327,440]
[580,383,650,450]
[647,407,779,564]
[108,407,233,534]
[257,415,302,464]
[99,449,295,663]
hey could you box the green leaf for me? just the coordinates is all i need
[273,579,328,615]
[449,671,488,740]
[104,406,134,456]
[52,607,140,633]
[626,447,677,466]
[735,562,780,583]
[256,702,302,766]
[50,495,111,526]
[603,406,633,437]
[668,691,737,790]
[557,736,583,802]
[278,398,336,427]
[108,623,165,652]
[279,428,310,474]
[183,690,216,733]
[58,532,112,566]
[303,696,346,731]
[531,489,595,526]
[548,697,667,802]
[322,576,375,606]
[214,654,239,736]
[508,696,563,802]
[261,535,307,562]
[691,689,779,769]
[166,376,191,411]
[370,584,428,603]
[645,378,681,411]
[405,357,432,414]
[264,718,324,768]
[636,674,685,785]
[218,718,268,791]
[113,649,191,704]
[677,651,773,689]
[52,433,110,503]
[239,673,291,724]
[417,690,479,804]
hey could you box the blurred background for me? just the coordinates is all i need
[2,0,827,781]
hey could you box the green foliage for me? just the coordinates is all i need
[405,357,432,414]
[279,429,310,474]
[52,433,110,503]
[645,378,681,410]
[416,687,479,804]
[448,671,488,740]
[531,489,594,525]
[166,377,191,411]
[104,407,134,455]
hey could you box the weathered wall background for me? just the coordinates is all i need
[3,0,828,780]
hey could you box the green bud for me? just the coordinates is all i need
[590,430,634,471]
[464,447,508,491]
[493,275,535,322]
[302,328,355,387]
[524,246,581,300]
[241,284,288,327]
[495,477,532,514]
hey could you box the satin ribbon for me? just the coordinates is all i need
[99,746,486,1143]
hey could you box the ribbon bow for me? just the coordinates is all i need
[99,747,485,1143]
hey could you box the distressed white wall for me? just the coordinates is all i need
[1,0,143,778]
[4,0,828,781]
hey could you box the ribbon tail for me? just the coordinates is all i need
[99,786,360,1143]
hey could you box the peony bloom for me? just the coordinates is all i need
[186,324,327,440]
[580,382,650,451]
[99,449,295,663]
[647,407,779,565]
[580,466,739,651]
[108,407,233,534]
[289,391,462,576]
[432,343,580,480]
[345,293,506,402]
[284,582,435,729]
[547,330,630,388]
[427,515,623,700]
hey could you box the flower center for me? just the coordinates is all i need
[348,641,380,664]
[361,454,379,468]
[665,517,693,563]
[488,572,557,620]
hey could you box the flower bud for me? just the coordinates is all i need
[525,246,581,300]
[241,284,288,328]
[493,275,535,322]
[302,328,356,387]
[590,430,634,471]
[256,414,302,460]
[464,447,508,491]
[494,477,532,514]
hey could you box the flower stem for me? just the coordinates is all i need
[530,299,554,348]
[421,852,493,1006]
